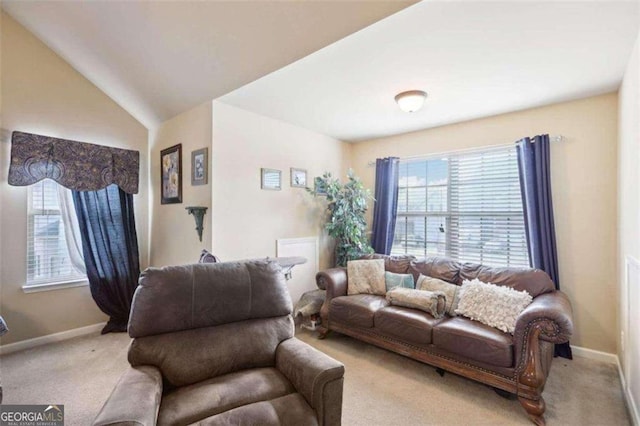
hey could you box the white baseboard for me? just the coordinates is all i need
[627,383,640,426]
[0,322,105,355]
[570,345,618,364]
[617,357,640,426]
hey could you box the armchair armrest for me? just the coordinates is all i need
[276,337,345,426]
[513,290,573,380]
[316,268,347,326]
[93,366,163,426]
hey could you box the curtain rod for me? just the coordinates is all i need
[366,134,564,166]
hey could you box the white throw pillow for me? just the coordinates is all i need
[347,259,386,296]
[455,278,532,334]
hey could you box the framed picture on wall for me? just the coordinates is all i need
[261,168,282,190]
[290,168,307,188]
[161,144,182,204]
[191,147,208,186]
[313,176,327,196]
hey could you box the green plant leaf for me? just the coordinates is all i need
[307,170,374,266]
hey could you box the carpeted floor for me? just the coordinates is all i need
[0,327,630,426]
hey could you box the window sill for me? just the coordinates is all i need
[22,279,89,293]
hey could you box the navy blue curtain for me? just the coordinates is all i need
[371,157,400,254]
[72,184,140,334]
[516,134,572,359]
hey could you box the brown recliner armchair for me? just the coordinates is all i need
[94,260,345,426]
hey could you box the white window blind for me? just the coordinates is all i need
[391,146,530,268]
[27,180,86,286]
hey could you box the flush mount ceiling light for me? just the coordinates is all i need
[395,90,427,113]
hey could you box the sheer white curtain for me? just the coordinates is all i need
[57,185,86,275]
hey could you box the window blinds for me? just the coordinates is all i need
[392,146,529,268]
[26,180,86,286]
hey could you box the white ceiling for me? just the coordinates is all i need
[2,0,416,129]
[220,1,640,142]
[4,1,638,141]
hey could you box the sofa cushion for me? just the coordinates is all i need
[196,393,318,426]
[432,317,514,368]
[359,253,416,274]
[409,257,462,284]
[347,259,386,295]
[374,306,444,346]
[157,367,295,425]
[330,295,389,328]
[459,263,554,298]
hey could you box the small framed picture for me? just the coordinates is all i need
[191,148,208,186]
[261,168,282,190]
[161,144,182,204]
[290,168,307,188]
[314,176,327,196]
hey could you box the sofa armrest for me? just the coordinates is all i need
[93,366,163,426]
[316,268,347,326]
[513,290,573,383]
[514,291,573,347]
[276,337,345,426]
[316,267,347,295]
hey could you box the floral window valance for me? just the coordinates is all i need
[8,131,140,194]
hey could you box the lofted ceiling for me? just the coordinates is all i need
[3,1,638,141]
[2,0,417,129]
[220,1,640,141]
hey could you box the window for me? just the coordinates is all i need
[391,146,530,268]
[27,180,85,286]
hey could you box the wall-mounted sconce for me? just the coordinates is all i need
[186,206,208,242]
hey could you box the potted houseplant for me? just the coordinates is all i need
[309,170,374,266]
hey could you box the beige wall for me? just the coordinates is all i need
[352,93,619,353]
[0,8,627,359]
[0,14,149,345]
[211,101,351,270]
[618,28,639,418]
[149,101,213,267]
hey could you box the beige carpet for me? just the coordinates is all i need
[0,328,630,426]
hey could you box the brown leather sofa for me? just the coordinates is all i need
[316,254,573,426]
[94,260,345,426]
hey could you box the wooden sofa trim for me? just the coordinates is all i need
[320,319,555,424]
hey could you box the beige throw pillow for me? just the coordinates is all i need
[455,278,533,334]
[386,288,446,319]
[347,259,386,295]
[417,274,460,316]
